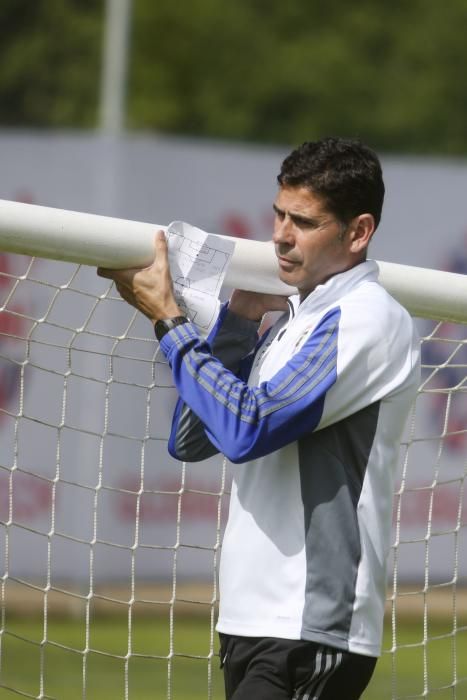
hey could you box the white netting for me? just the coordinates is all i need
[386,320,467,699]
[0,252,466,699]
[0,253,228,699]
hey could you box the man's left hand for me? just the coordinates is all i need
[97,230,182,323]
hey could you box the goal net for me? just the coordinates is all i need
[0,203,466,699]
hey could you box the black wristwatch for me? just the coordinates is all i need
[154,315,190,341]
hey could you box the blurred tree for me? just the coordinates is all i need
[1,0,467,156]
[127,0,467,155]
[0,0,102,127]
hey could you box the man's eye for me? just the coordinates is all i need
[293,217,316,228]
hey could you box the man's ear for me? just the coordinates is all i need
[348,213,375,254]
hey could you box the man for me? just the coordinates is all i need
[98,137,420,699]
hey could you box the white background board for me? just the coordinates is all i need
[0,131,466,583]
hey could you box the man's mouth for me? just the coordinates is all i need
[277,255,299,268]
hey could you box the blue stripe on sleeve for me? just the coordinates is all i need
[167,303,264,459]
[161,307,340,463]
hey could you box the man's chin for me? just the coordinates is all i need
[278,268,299,287]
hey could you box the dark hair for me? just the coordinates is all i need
[277,137,385,228]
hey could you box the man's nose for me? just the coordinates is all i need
[273,216,294,245]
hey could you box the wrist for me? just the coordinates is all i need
[227,301,262,322]
[154,315,190,341]
[150,302,183,325]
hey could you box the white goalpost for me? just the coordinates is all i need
[1,198,467,322]
[0,199,466,699]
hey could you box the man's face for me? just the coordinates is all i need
[273,185,355,299]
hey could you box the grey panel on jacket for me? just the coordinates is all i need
[172,310,260,462]
[298,401,380,647]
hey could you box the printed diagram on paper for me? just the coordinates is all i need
[166,221,235,334]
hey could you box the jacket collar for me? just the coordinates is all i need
[288,260,379,318]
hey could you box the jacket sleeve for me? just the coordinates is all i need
[167,303,261,461]
[161,306,340,464]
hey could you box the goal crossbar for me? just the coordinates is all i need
[0,198,466,323]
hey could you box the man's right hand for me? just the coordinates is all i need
[228,290,289,321]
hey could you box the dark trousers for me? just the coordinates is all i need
[219,634,377,700]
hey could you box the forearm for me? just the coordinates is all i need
[168,305,260,462]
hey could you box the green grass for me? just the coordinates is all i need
[0,616,466,699]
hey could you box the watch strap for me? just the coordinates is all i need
[154,315,189,341]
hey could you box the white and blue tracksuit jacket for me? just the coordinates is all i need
[158,260,420,657]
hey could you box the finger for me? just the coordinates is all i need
[271,298,289,313]
[115,281,133,302]
[274,295,289,308]
[97,267,115,279]
[154,230,169,266]
[97,267,137,286]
